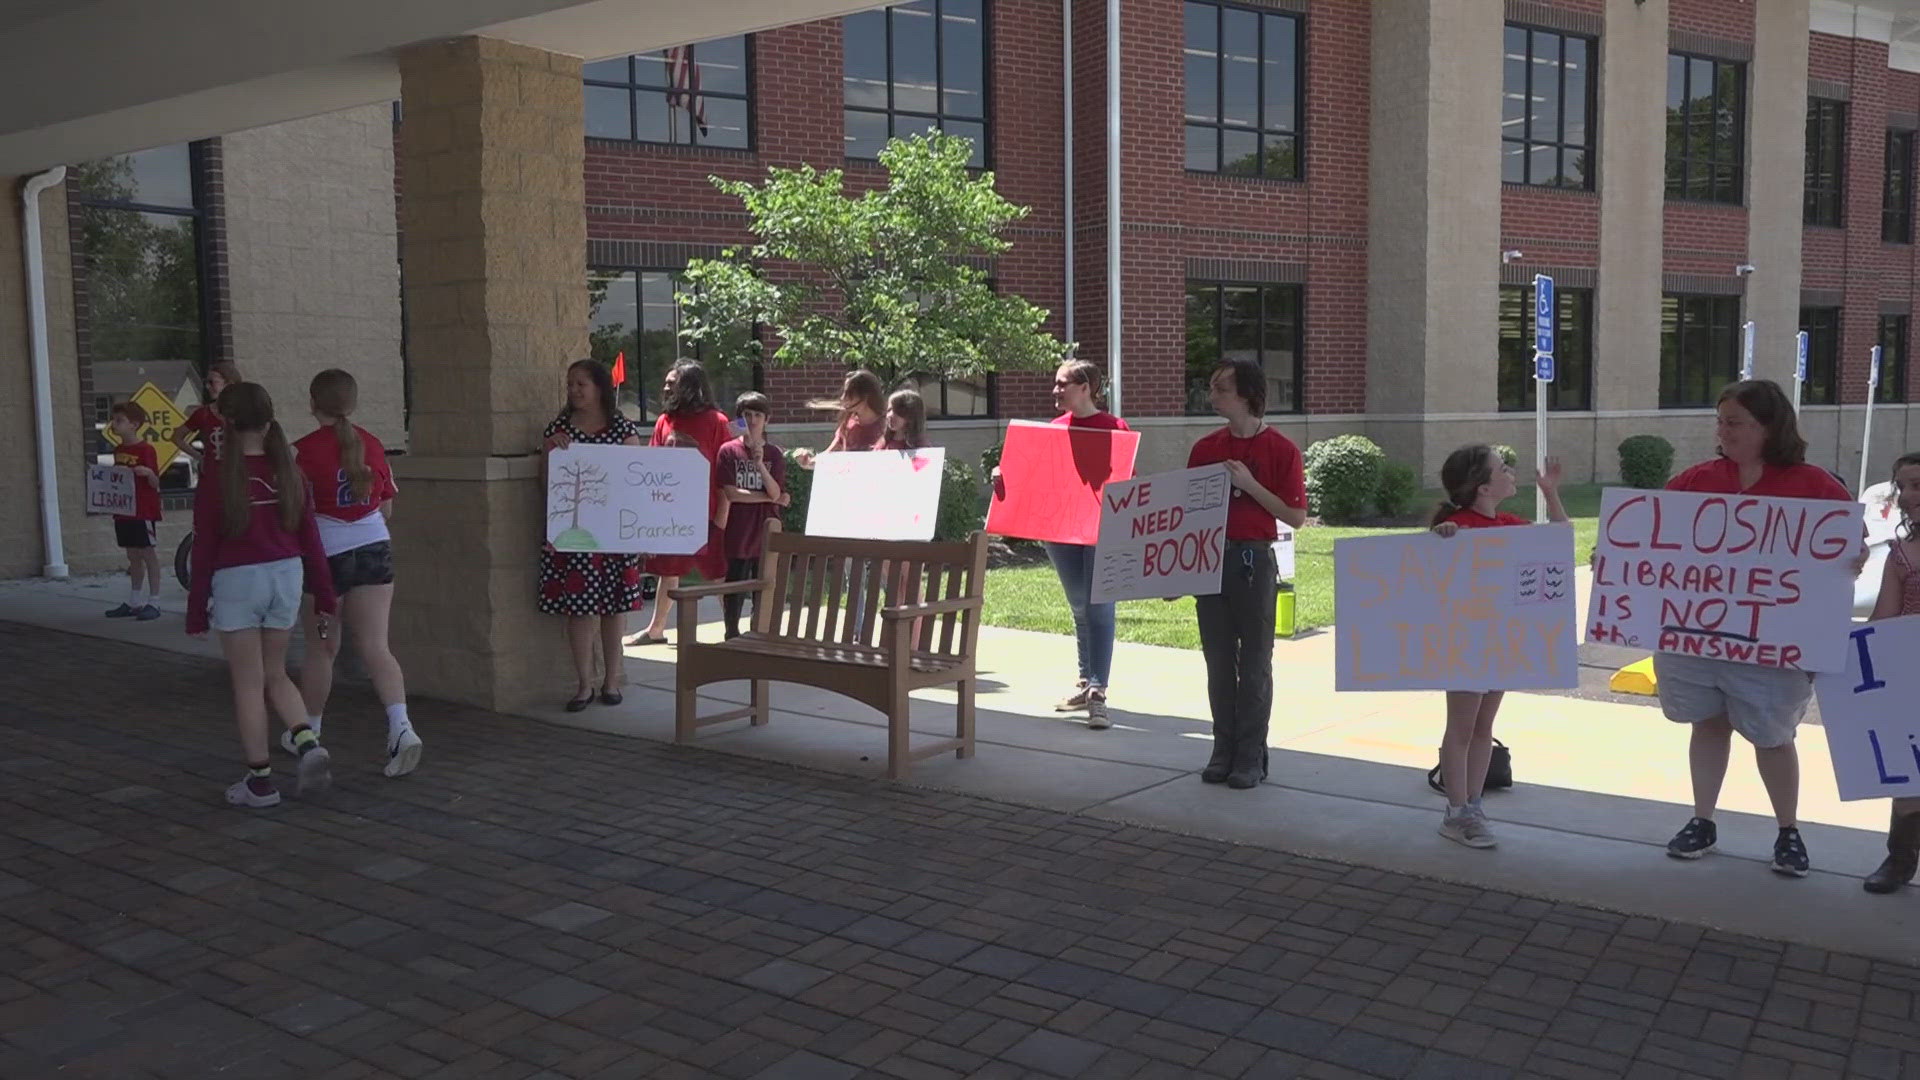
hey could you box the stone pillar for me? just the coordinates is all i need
[389,37,587,712]
[1365,0,1503,469]
[1745,0,1811,382]
[1595,0,1669,417]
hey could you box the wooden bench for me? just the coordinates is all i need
[671,523,988,778]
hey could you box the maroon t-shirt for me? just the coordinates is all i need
[717,437,787,559]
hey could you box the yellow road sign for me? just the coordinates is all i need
[103,381,189,473]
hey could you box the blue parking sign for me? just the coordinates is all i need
[1795,331,1809,382]
[1533,274,1555,357]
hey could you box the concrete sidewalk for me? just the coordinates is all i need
[4,571,1915,967]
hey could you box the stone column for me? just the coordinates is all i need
[1745,0,1811,381]
[1365,0,1503,470]
[389,37,587,712]
[1595,0,1669,418]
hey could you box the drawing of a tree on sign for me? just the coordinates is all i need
[550,457,609,551]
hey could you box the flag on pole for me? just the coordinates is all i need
[663,46,707,137]
[611,351,627,386]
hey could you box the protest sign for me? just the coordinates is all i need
[546,445,708,554]
[986,420,1140,545]
[806,447,946,540]
[1089,464,1230,603]
[1814,616,1920,801]
[1336,523,1578,691]
[1587,488,1862,672]
[85,464,136,516]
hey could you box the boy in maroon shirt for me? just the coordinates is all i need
[105,401,164,621]
[715,392,789,638]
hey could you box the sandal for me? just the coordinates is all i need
[564,691,594,713]
[623,633,669,647]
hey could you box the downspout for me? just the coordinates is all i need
[22,166,68,579]
[1105,0,1122,413]
[1063,0,1074,345]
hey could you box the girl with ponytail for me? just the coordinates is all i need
[292,370,419,777]
[187,382,338,808]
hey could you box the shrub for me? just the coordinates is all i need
[1492,444,1519,468]
[1304,434,1386,525]
[1618,434,1675,489]
[777,450,984,542]
[1375,460,1420,520]
[980,442,1003,476]
[779,449,813,533]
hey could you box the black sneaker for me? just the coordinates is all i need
[105,604,136,618]
[1772,827,1810,878]
[1666,817,1717,859]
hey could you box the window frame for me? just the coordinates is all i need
[1797,306,1840,406]
[1500,22,1597,191]
[1878,313,1909,404]
[1183,280,1306,416]
[1665,51,1746,206]
[584,38,755,150]
[1659,293,1742,408]
[1885,128,1914,244]
[586,265,763,421]
[1181,0,1306,181]
[842,0,992,167]
[1497,284,1592,412]
[903,371,998,420]
[1804,97,1846,227]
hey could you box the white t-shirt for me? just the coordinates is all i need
[316,512,390,557]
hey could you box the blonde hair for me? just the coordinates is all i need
[309,369,371,502]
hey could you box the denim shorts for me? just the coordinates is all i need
[208,558,303,632]
[326,541,394,595]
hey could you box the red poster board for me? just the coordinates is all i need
[986,420,1141,545]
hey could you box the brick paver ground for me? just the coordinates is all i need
[3,624,1919,1080]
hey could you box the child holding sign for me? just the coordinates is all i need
[1428,447,1567,848]
[1864,451,1920,893]
[1188,359,1308,788]
[105,401,164,621]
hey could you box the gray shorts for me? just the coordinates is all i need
[1653,652,1812,749]
[208,558,303,633]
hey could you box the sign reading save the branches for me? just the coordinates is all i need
[546,445,709,554]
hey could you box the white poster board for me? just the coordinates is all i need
[85,464,136,516]
[546,445,708,554]
[805,447,946,540]
[1814,616,1920,801]
[1090,464,1230,604]
[1336,523,1578,691]
[1587,488,1863,672]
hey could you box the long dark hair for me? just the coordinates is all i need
[886,389,929,449]
[562,358,616,423]
[1718,379,1807,467]
[310,369,371,502]
[663,359,713,417]
[1431,444,1499,528]
[217,382,305,539]
[812,369,885,430]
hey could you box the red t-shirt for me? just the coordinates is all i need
[1441,508,1530,529]
[293,425,398,522]
[833,413,886,452]
[112,441,162,522]
[1051,411,1131,432]
[181,406,225,470]
[187,454,336,633]
[716,437,787,559]
[1187,426,1307,542]
[1666,458,1851,502]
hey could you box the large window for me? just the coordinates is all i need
[1666,53,1745,204]
[1660,294,1741,407]
[1184,283,1303,415]
[1183,1,1302,179]
[587,269,758,419]
[1501,25,1594,189]
[902,373,994,419]
[1805,98,1846,227]
[71,143,208,495]
[1497,285,1591,411]
[584,38,751,149]
[1798,307,1840,406]
[1879,314,1909,404]
[1887,129,1914,244]
[843,1,986,167]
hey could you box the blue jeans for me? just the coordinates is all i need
[1043,541,1115,689]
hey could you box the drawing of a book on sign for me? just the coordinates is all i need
[1541,562,1569,601]
[1185,469,1228,512]
[1513,562,1573,604]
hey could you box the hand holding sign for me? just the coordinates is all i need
[1090,465,1230,604]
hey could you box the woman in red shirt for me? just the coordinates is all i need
[173,361,242,482]
[1658,380,1861,877]
[627,360,732,646]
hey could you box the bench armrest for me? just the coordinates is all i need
[670,580,761,602]
[879,596,983,620]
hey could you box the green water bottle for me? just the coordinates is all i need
[1275,580,1296,639]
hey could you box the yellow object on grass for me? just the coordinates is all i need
[1610,657,1657,696]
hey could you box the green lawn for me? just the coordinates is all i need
[981,484,1603,649]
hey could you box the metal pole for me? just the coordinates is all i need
[1860,345,1882,495]
[1793,330,1807,414]
[1740,320,1755,381]
[1535,360,1548,523]
[1105,0,1122,415]
[1062,0,1074,346]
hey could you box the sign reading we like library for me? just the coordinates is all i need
[1587,488,1862,672]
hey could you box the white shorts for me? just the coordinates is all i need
[1653,652,1812,749]
[208,558,303,633]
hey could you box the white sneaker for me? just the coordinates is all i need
[295,744,332,796]
[1439,810,1497,849]
[384,726,423,778]
[225,777,281,808]
[280,729,299,756]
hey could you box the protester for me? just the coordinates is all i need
[715,392,788,639]
[627,360,732,645]
[793,369,886,468]
[1863,451,1920,893]
[880,388,929,450]
[174,361,242,479]
[105,402,164,621]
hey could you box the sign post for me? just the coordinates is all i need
[1793,330,1809,413]
[1860,345,1883,496]
[1740,320,1756,381]
[1532,274,1555,524]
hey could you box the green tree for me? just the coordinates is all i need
[678,131,1068,385]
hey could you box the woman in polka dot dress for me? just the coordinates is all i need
[539,359,644,712]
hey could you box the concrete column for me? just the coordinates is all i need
[1595,0,1669,416]
[1365,0,1503,468]
[1745,0,1811,381]
[390,37,587,712]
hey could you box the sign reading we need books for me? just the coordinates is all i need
[546,445,709,554]
[1090,464,1230,604]
[1815,616,1920,800]
[1587,489,1862,672]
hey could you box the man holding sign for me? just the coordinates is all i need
[1186,359,1308,790]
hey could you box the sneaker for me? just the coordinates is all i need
[105,604,136,618]
[1439,810,1497,849]
[384,726,423,778]
[134,604,161,621]
[279,729,301,756]
[225,777,281,808]
[1666,817,1717,860]
[1772,827,1810,878]
[1054,684,1092,712]
[295,744,332,796]
[1085,695,1111,731]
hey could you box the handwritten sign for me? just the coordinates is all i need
[1337,524,1578,691]
[85,464,136,516]
[546,445,708,554]
[1587,489,1862,672]
[1814,617,1920,800]
[1090,465,1230,603]
[805,448,945,540]
[986,420,1140,545]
